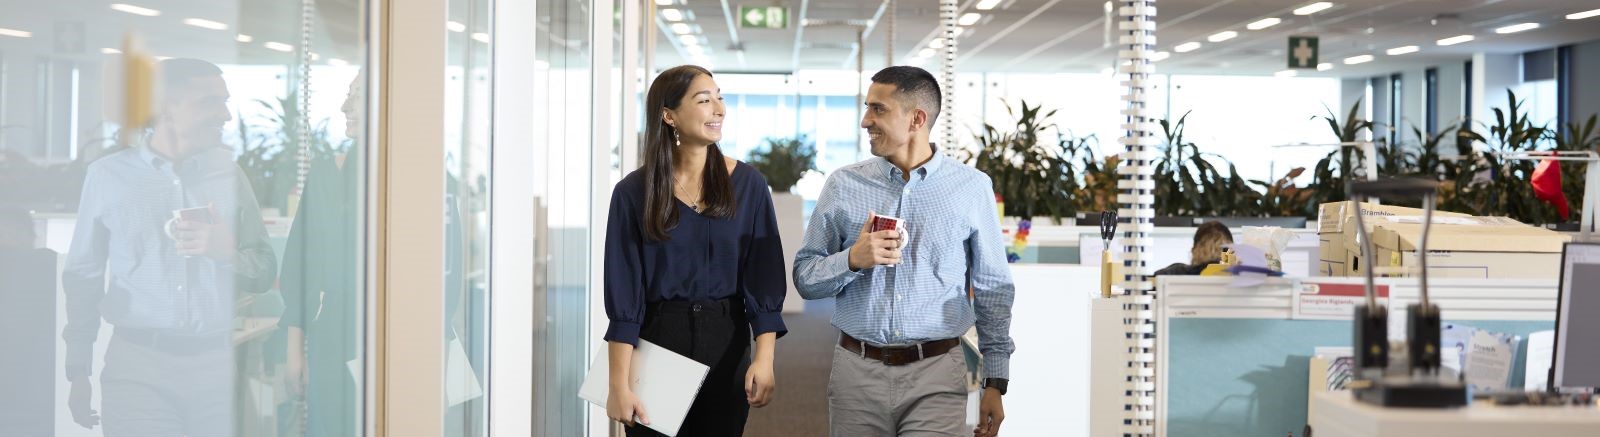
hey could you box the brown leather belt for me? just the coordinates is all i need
[839,332,959,366]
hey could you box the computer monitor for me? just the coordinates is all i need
[1552,242,1600,391]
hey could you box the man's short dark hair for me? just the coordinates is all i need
[159,58,224,104]
[870,66,942,131]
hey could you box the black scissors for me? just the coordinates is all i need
[1099,210,1117,247]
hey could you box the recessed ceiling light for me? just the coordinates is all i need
[1150,51,1170,62]
[1344,54,1373,64]
[919,48,936,58]
[327,58,349,66]
[930,39,945,49]
[661,9,684,22]
[976,0,1003,10]
[685,44,704,56]
[447,21,466,32]
[1386,45,1418,55]
[1293,2,1333,16]
[1495,23,1539,34]
[101,47,122,54]
[953,27,967,37]
[1174,42,1202,53]
[655,0,674,5]
[472,32,490,43]
[264,41,295,52]
[110,3,161,17]
[1568,9,1600,20]
[1317,63,1333,71]
[958,13,981,26]
[1207,31,1237,42]
[671,23,692,34]
[0,27,31,38]
[182,18,228,31]
[236,34,254,43]
[1275,69,1298,77]
[677,34,699,46]
[1247,18,1281,30]
[1436,35,1474,46]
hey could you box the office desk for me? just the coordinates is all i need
[1308,391,1600,436]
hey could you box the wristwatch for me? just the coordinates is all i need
[983,378,1009,395]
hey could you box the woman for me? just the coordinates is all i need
[1155,220,1234,276]
[603,65,788,436]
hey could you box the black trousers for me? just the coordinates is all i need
[627,297,752,437]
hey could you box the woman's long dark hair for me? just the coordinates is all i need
[641,65,735,241]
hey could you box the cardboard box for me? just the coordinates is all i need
[1363,216,1567,279]
[1315,201,1468,278]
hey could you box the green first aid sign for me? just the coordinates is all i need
[1288,35,1319,69]
[739,6,787,29]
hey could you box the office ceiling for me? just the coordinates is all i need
[656,0,1600,77]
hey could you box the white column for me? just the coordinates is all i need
[489,0,537,435]
[1116,1,1158,436]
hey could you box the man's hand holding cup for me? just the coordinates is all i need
[848,211,906,270]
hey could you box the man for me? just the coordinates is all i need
[62,58,276,435]
[795,65,1015,437]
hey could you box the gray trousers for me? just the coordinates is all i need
[100,333,233,437]
[827,344,968,437]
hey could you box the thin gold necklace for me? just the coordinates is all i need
[673,174,702,212]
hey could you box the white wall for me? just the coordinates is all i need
[1472,53,1521,127]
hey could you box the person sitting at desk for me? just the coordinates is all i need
[1155,221,1232,276]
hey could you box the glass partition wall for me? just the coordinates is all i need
[0,0,371,436]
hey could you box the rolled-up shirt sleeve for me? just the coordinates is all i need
[794,176,862,299]
[740,180,788,339]
[603,185,647,347]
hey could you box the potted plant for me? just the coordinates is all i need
[961,100,1083,224]
[745,135,816,313]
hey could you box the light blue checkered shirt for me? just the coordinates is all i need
[794,146,1016,380]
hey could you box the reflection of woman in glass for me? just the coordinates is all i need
[280,74,364,437]
[603,65,788,436]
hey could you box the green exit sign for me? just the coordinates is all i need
[739,5,787,29]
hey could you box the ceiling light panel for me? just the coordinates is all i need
[1247,18,1281,30]
[1386,45,1418,55]
[1494,23,1539,34]
[110,3,161,17]
[1294,2,1332,16]
[1436,35,1473,46]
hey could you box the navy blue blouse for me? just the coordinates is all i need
[603,161,789,346]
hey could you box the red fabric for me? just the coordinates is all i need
[1531,159,1570,220]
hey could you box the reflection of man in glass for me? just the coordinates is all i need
[61,58,276,435]
[281,72,365,437]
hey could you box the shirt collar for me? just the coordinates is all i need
[879,142,946,181]
[136,145,168,169]
[138,143,219,170]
